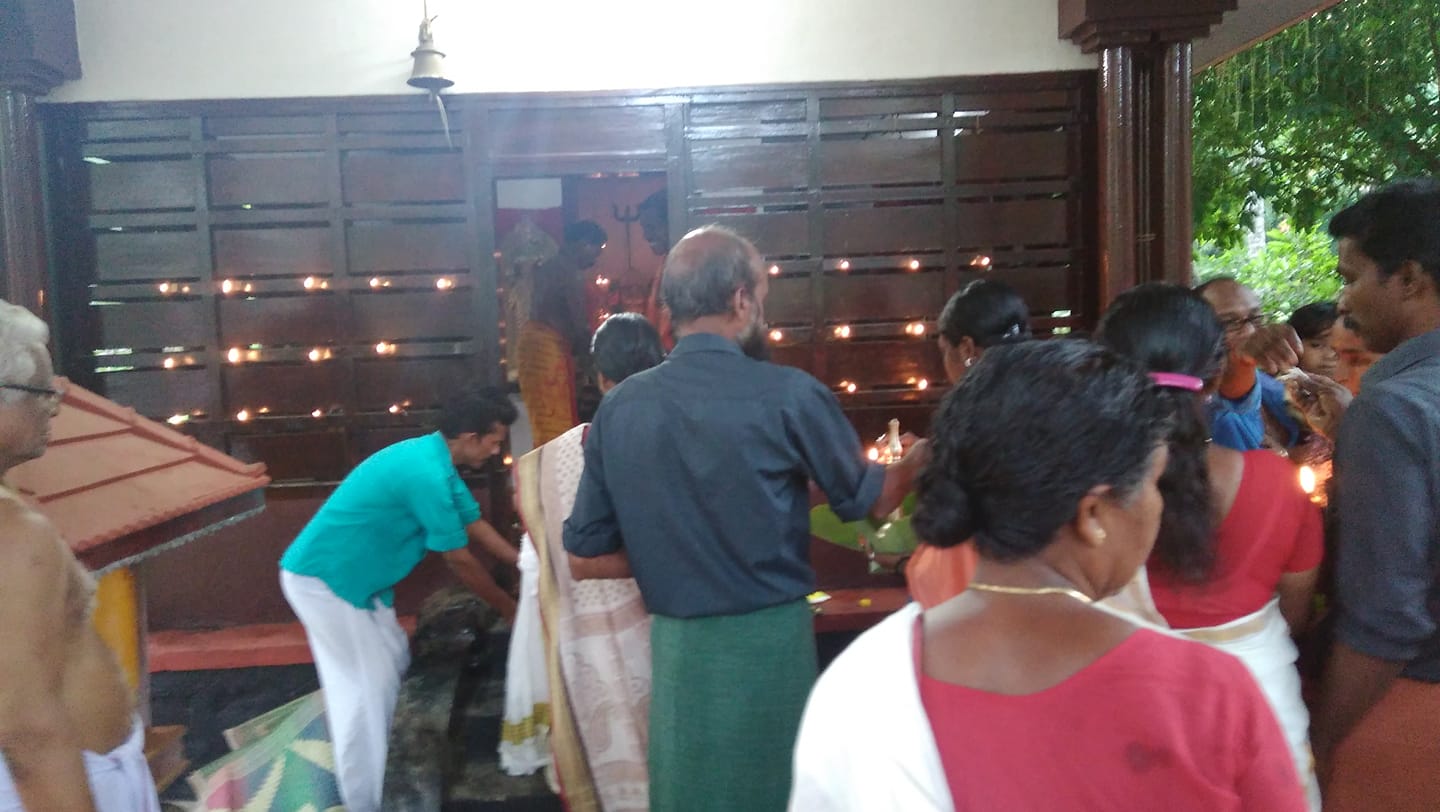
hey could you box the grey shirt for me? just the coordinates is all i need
[1334,327,1440,681]
[562,332,885,618]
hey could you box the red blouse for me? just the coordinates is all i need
[917,622,1307,811]
[1150,450,1324,629]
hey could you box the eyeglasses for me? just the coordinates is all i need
[1219,314,1267,333]
[0,382,65,406]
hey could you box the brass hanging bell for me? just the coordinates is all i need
[407,18,454,91]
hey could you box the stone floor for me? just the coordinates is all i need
[159,631,562,811]
[440,634,562,811]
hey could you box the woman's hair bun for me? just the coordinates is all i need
[912,473,976,549]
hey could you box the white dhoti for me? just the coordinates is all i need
[280,569,411,812]
[499,533,551,776]
[0,716,160,812]
[1178,599,1320,811]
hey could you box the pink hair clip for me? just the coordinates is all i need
[1149,372,1205,392]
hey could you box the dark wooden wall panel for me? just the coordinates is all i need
[818,96,942,120]
[955,130,1071,181]
[955,198,1069,248]
[764,276,813,324]
[973,266,1077,313]
[101,369,211,417]
[207,154,329,207]
[823,341,945,388]
[824,272,945,322]
[213,228,332,278]
[96,301,209,349]
[350,292,475,341]
[84,118,189,142]
[218,296,345,347]
[704,210,809,256]
[223,364,347,414]
[689,100,807,128]
[342,151,465,204]
[95,230,202,282]
[819,137,942,187]
[489,106,666,159]
[89,160,196,211]
[347,221,470,272]
[690,141,808,193]
[823,204,946,255]
[353,358,473,411]
[205,116,328,137]
[227,434,349,482]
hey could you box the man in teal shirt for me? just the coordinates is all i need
[280,385,519,812]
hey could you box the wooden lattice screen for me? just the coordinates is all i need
[683,74,1095,441]
[43,73,1094,484]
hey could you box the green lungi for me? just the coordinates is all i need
[648,599,817,812]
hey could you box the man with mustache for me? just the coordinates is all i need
[563,226,925,811]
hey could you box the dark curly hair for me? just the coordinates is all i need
[437,383,518,439]
[912,340,1169,560]
[1097,283,1227,583]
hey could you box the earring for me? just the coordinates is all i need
[964,358,973,368]
[1095,528,1107,543]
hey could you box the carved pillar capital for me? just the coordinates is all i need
[1059,0,1238,53]
[0,0,81,94]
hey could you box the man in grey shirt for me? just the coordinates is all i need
[1316,179,1440,808]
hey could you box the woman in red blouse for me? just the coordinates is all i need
[790,340,1306,811]
[1098,284,1323,809]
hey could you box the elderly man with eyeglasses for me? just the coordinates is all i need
[1196,277,1316,456]
[0,298,162,812]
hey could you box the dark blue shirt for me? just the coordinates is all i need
[1208,371,1302,451]
[1333,328,1440,681]
[562,332,885,618]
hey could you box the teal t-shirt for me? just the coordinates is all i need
[280,431,481,608]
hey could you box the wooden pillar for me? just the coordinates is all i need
[0,0,81,318]
[1059,0,1234,301]
[0,88,50,317]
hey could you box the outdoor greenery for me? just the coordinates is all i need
[1193,226,1342,318]
[1190,0,1438,313]
[1193,0,1440,245]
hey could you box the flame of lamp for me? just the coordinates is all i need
[1299,465,1317,495]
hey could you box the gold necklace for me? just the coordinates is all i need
[967,582,1094,605]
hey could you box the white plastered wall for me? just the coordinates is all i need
[47,0,1096,103]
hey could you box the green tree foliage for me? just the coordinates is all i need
[1194,226,1342,317]
[1193,0,1440,245]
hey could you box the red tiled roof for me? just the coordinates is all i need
[8,379,269,567]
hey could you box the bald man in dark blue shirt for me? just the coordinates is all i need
[565,226,924,811]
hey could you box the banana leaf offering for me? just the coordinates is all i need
[809,492,918,556]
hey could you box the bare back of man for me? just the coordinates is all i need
[0,490,135,809]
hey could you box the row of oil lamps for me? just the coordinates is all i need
[154,276,458,295]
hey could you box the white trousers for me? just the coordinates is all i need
[281,570,411,812]
[0,716,160,812]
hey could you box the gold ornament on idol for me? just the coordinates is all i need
[966,582,1095,605]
